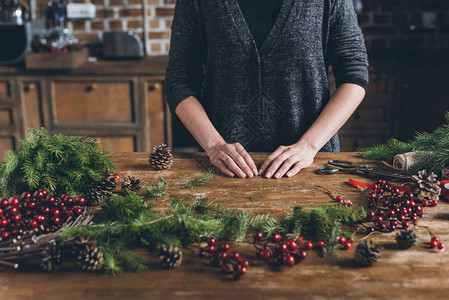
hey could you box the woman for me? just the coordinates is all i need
[165,0,368,179]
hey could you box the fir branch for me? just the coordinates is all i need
[183,169,214,189]
[146,176,169,198]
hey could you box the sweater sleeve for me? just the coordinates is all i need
[328,0,369,91]
[165,0,204,114]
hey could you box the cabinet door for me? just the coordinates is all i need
[49,77,140,153]
[19,80,44,130]
[143,79,172,151]
[0,78,18,159]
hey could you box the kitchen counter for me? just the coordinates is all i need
[0,55,169,76]
[0,152,448,300]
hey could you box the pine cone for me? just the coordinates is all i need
[354,241,380,267]
[411,170,441,201]
[395,229,416,250]
[73,237,104,272]
[159,244,182,269]
[149,144,173,170]
[121,176,141,193]
[85,177,117,206]
[40,242,62,272]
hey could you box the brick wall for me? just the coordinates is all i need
[31,0,449,56]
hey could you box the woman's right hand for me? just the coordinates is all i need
[205,141,258,178]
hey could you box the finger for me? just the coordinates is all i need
[214,160,235,177]
[273,156,298,179]
[233,143,257,176]
[285,162,304,177]
[221,154,247,178]
[265,149,295,178]
[259,146,286,175]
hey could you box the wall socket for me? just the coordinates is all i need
[66,3,96,19]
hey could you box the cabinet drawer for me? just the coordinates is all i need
[339,135,385,152]
[349,107,385,123]
[95,136,136,152]
[51,80,134,123]
[0,109,12,125]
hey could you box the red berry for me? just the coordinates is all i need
[0,208,3,217]
[35,214,45,223]
[220,243,230,252]
[20,192,32,200]
[283,254,295,266]
[347,200,353,207]
[12,214,21,222]
[430,240,438,248]
[316,241,325,248]
[380,180,386,185]
[74,207,83,215]
[29,219,38,228]
[297,250,307,261]
[27,202,37,209]
[336,195,343,201]
[431,200,438,207]
[271,232,282,243]
[337,236,346,244]
[341,199,347,205]
[218,252,228,261]
[260,249,271,260]
[33,190,45,199]
[52,217,61,225]
[348,237,354,244]
[8,206,18,215]
[367,211,375,220]
[0,218,8,227]
[241,260,250,268]
[51,208,60,217]
[388,210,396,218]
[9,197,19,206]
[410,201,416,207]
[60,194,70,200]
[206,245,215,252]
[344,242,352,250]
[253,231,264,241]
[1,231,9,239]
[112,174,120,181]
[64,197,74,207]
[375,216,383,224]
[231,252,240,260]
[277,243,288,253]
[372,184,379,190]
[207,237,216,245]
[402,221,410,229]
[369,193,377,200]
[431,236,439,243]
[41,189,48,197]
[422,200,429,207]
[437,242,445,251]
[287,239,298,250]
[76,197,86,205]
[0,199,9,207]
[304,242,313,250]
[238,266,247,275]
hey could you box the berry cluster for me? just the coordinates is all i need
[337,236,355,250]
[198,238,249,280]
[335,195,353,207]
[0,189,87,241]
[253,231,309,266]
[362,179,425,233]
[430,236,445,251]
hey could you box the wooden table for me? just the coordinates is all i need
[1,152,449,299]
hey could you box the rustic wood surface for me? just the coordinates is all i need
[1,152,448,300]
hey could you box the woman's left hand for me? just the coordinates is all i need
[258,142,318,178]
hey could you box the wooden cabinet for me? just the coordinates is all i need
[0,57,171,157]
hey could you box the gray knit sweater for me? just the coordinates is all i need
[165,0,369,152]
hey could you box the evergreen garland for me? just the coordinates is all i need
[358,111,449,173]
[146,176,169,198]
[184,169,214,189]
[0,128,114,198]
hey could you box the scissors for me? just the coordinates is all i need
[315,160,412,181]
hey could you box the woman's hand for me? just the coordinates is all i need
[205,141,258,178]
[258,141,318,179]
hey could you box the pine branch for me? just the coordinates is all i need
[146,176,169,198]
[183,169,214,189]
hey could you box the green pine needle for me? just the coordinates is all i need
[146,176,169,198]
[183,169,214,189]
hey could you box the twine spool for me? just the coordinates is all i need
[393,152,417,171]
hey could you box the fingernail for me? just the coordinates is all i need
[241,173,246,178]
[265,172,271,178]
[253,169,258,176]
[275,172,281,178]
[259,169,264,174]
[287,172,292,177]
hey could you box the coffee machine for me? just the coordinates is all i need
[0,0,44,65]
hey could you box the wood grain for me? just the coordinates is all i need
[1,152,448,300]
